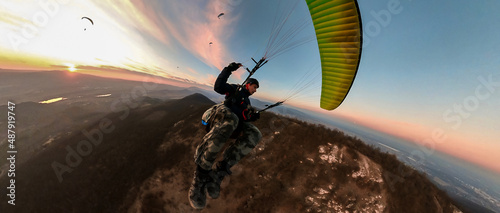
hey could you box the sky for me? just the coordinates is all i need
[0,0,499,175]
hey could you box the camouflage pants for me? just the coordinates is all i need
[195,104,262,171]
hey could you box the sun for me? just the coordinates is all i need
[64,63,77,72]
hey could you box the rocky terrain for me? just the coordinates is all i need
[0,71,465,212]
[0,92,461,212]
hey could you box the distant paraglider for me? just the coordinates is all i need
[217,13,224,19]
[81,17,94,31]
[209,42,213,45]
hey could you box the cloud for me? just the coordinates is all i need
[0,8,31,28]
[63,64,203,87]
[203,74,217,87]
[88,0,241,79]
[0,0,242,86]
[138,1,240,70]
[92,0,171,46]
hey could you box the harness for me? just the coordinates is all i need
[223,85,245,107]
[224,85,253,121]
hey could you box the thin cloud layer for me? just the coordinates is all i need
[142,1,239,70]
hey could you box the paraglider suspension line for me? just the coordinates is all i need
[242,57,268,85]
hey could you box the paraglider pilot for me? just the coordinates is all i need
[189,62,262,209]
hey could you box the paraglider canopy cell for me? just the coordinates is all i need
[305,0,363,110]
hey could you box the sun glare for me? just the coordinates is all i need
[64,63,77,72]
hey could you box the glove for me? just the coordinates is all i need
[248,111,260,122]
[227,62,242,72]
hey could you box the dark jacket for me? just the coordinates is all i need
[214,66,256,122]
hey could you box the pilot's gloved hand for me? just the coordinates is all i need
[227,62,242,72]
[248,110,260,122]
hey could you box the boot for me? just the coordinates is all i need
[188,165,212,210]
[206,161,232,199]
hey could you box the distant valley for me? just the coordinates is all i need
[0,70,497,212]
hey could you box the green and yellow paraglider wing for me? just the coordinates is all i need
[306,0,363,110]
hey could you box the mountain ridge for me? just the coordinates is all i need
[0,93,462,212]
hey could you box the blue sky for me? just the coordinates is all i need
[1,0,499,174]
[348,0,500,172]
